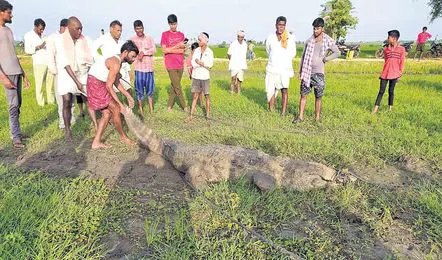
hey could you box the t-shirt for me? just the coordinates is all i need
[417,32,432,45]
[160,30,185,70]
[311,41,340,74]
[380,45,406,80]
[0,26,22,75]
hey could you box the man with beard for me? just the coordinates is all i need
[87,40,138,149]
[0,0,31,148]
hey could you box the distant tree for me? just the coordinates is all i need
[320,0,358,40]
[428,0,442,22]
[218,41,228,48]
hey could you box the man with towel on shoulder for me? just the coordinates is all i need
[265,16,297,117]
[53,16,94,140]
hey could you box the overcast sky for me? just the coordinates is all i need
[7,0,442,43]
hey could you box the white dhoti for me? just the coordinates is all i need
[55,69,82,96]
[230,70,244,82]
[265,72,290,102]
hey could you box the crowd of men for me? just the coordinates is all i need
[0,0,409,149]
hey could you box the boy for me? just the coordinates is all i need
[189,32,213,120]
[161,14,187,112]
[372,30,405,114]
[414,26,432,60]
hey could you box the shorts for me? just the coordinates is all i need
[135,71,155,100]
[416,43,425,52]
[192,79,210,95]
[300,73,325,98]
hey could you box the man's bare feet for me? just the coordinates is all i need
[91,142,112,150]
[121,137,136,146]
[183,107,189,113]
[167,107,172,112]
[64,130,73,141]
[185,116,193,123]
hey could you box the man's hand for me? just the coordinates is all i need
[196,59,204,67]
[127,95,135,109]
[37,42,46,50]
[23,76,31,89]
[137,51,144,60]
[119,102,126,112]
[176,42,185,49]
[76,82,85,93]
[3,78,16,89]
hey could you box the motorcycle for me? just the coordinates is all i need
[375,40,414,59]
[336,40,360,58]
[424,37,442,59]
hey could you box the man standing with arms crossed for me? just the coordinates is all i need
[161,14,187,112]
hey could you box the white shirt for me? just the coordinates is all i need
[24,30,48,66]
[54,32,92,95]
[265,32,297,77]
[191,47,214,80]
[228,39,247,71]
[93,32,130,80]
[46,31,61,74]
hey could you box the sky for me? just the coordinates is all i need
[7,0,442,43]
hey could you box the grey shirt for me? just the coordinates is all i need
[0,26,22,75]
[311,41,340,74]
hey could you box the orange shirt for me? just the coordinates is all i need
[380,45,405,80]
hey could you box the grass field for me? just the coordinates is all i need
[156,42,430,59]
[0,56,441,258]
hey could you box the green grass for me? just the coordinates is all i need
[1,56,441,258]
[0,164,134,259]
[143,177,442,259]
